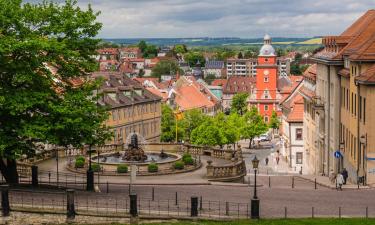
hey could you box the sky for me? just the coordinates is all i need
[28,0,375,38]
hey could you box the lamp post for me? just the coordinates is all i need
[360,135,367,185]
[251,155,260,219]
[86,145,94,191]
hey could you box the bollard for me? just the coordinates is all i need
[200,196,203,210]
[292,177,295,188]
[1,185,10,217]
[284,207,287,218]
[48,171,51,184]
[86,170,94,191]
[152,187,155,201]
[191,196,198,217]
[106,181,109,193]
[312,207,314,218]
[366,206,368,219]
[129,193,138,224]
[339,207,341,218]
[314,178,317,190]
[31,165,38,187]
[268,176,271,188]
[225,202,229,216]
[175,192,178,206]
[66,189,75,221]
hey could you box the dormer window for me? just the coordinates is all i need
[344,57,350,69]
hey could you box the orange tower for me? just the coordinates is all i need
[254,34,278,123]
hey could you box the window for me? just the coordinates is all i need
[354,94,356,116]
[264,76,269,82]
[264,116,269,123]
[296,128,303,140]
[264,105,269,111]
[264,90,269,99]
[296,152,303,164]
[364,98,366,124]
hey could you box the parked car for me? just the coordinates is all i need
[254,134,271,142]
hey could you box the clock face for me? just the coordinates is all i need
[263,70,269,75]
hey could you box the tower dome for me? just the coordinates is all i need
[259,34,275,56]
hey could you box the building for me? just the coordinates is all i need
[168,76,220,115]
[299,64,319,175]
[222,76,256,110]
[280,80,304,173]
[312,10,375,184]
[119,47,141,59]
[226,57,290,77]
[92,72,162,144]
[204,60,225,78]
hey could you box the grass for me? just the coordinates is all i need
[76,218,375,225]
[296,38,322,45]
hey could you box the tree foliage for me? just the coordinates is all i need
[151,60,182,79]
[184,51,205,67]
[231,93,249,115]
[269,111,281,130]
[0,0,111,183]
[138,40,158,58]
[173,44,188,55]
[160,104,184,142]
[241,107,268,148]
[190,118,226,147]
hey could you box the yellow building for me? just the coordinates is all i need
[92,72,162,144]
[313,10,375,185]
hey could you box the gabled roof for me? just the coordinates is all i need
[302,64,317,81]
[223,76,256,94]
[356,64,375,85]
[211,79,227,87]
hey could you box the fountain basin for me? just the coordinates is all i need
[91,151,181,166]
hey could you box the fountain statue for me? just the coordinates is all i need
[159,149,168,159]
[122,133,148,162]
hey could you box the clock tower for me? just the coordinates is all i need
[254,34,278,123]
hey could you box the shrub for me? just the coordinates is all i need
[183,156,194,165]
[182,153,192,162]
[148,163,158,173]
[75,159,84,168]
[117,164,128,173]
[91,163,101,172]
[76,156,85,162]
[174,161,185,170]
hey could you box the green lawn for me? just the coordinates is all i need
[146,218,375,225]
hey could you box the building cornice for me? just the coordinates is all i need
[311,57,344,66]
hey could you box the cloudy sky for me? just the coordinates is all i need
[31,0,375,38]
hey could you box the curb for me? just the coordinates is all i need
[297,176,371,190]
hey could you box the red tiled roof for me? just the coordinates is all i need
[356,64,375,84]
[146,87,168,102]
[299,86,315,99]
[338,68,350,78]
[283,94,304,123]
[97,48,118,55]
[223,76,256,94]
[211,79,227,87]
[302,64,317,81]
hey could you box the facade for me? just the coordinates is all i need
[222,76,256,110]
[119,47,141,59]
[204,60,225,78]
[249,35,280,123]
[92,72,162,144]
[312,10,375,184]
[226,57,290,77]
[299,64,320,175]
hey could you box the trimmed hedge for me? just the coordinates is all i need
[183,157,194,165]
[148,163,158,173]
[117,164,128,173]
[174,161,185,170]
[76,156,85,162]
[75,159,85,168]
[182,153,192,162]
[91,163,101,172]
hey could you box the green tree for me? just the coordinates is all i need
[237,52,243,59]
[0,0,110,183]
[241,107,268,149]
[231,93,249,115]
[184,52,205,67]
[204,74,216,85]
[160,104,184,142]
[143,45,158,58]
[151,60,182,79]
[179,109,207,142]
[190,119,226,147]
[214,112,242,148]
[138,40,147,53]
[173,44,188,55]
[269,111,281,134]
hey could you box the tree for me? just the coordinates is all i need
[231,93,249,115]
[151,60,182,79]
[173,44,188,55]
[0,0,110,183]
[269,111,281,134]
[204,74,216,85]
[214,112,243,148]
[160,104,184,142]
[241,107,268,149]
[190,119,226,147]
[184,52,205,67]
[179,109,207,142]
[143,45,158,58]
[138,40,147,53]
[237,52,243,59]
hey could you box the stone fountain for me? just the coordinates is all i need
[122,133,147,162]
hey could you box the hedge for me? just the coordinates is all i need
[117,164,128,173]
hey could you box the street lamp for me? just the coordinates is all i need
[86,145,94,191]
[251,155,260,219]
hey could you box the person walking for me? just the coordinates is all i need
[336,173,344,191]
[265,157,269,166]
[342,168,348,185]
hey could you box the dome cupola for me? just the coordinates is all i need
[259,34,275,56]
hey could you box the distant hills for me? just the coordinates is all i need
[103,37,322,46]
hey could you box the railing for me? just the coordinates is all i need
[206,159,246,182]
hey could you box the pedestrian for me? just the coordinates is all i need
[336,172,344,191]
[276,156,280,165]
[342,168,348,185]
[265,157,269,166]
[329,170,336,185]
